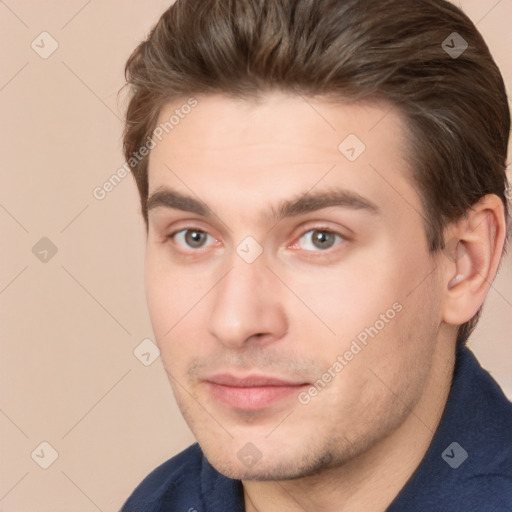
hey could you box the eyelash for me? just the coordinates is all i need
[166,225,347,255]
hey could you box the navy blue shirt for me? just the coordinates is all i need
[122,347,512,511]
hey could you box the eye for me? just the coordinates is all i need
[170,228,217,250]
[296,228,345,251]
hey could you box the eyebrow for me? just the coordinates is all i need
[146,186,379,221]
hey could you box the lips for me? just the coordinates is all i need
[207,374,306,387]
[205,374,309,410]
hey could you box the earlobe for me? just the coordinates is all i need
[441,195,506,326]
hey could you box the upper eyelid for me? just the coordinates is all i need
[169,225,346,249]
[298,228,346,239]
[170,227,218,244]
[168,225,343,238]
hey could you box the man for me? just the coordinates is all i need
[120,0,512,510]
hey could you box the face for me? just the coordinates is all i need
[144,92,444,480]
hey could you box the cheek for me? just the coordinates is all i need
[144,248,199,334]
[282,245,401,343]
[291,239,439,382]
[144,253,191,369]
[144,251,215,372]
[144,259,172,337]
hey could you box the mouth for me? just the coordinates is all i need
[204,374,310,411]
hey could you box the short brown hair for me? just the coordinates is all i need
[122,0,510,344]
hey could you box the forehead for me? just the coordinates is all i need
[146,92,423,226]
[151,92,403,161]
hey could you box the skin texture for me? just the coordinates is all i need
[144,92,506,511]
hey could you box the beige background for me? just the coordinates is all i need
[0,1,511,510]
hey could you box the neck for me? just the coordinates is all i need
[243,340,456,512]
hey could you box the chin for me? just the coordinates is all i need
[201,438,338,482]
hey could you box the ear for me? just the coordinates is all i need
[441,194,507,326]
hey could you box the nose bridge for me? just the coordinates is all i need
[207,256,287,348]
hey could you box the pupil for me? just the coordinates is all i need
[313,231,334,249]
[186,230,205,248]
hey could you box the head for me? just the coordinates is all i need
[122,0,510,480]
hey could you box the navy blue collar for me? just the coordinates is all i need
[387,345,512,510]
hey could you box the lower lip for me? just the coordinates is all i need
[206,382,308,410]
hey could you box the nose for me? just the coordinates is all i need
[207,259,288,350]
